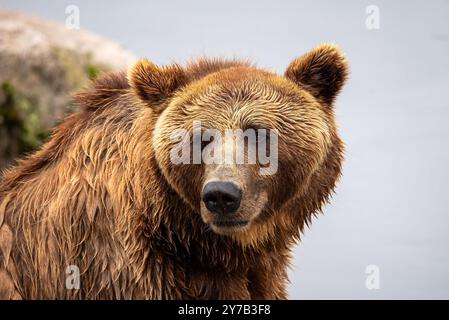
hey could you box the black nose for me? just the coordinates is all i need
[202,181,242,215]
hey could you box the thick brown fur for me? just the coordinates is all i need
[0,44,348,299]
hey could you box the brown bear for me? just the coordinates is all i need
[0,44,348,299]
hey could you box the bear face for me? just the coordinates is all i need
[129,44,348,244]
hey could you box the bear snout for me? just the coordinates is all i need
[202,181,242,215]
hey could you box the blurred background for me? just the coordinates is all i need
[0,0,448,299]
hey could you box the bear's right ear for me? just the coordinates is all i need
[128,59,187,110]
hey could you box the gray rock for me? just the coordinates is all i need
[0,10,136,169]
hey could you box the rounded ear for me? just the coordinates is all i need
[285,44,349,106]
[128,59,187,110]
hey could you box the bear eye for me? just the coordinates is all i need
[254,128,272,155]
[201,135,214,150]
[243,125,272,155]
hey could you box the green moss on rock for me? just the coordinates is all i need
[0,81,50,160]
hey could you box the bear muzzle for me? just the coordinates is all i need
[202,181,242,216]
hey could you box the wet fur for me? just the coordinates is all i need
[0,44,348,299]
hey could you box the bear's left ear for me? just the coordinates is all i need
[128,59,187,110]
[285,44,349,106]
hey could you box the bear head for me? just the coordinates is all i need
[128,44,348,245]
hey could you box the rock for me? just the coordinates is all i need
[0,10,136,170]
